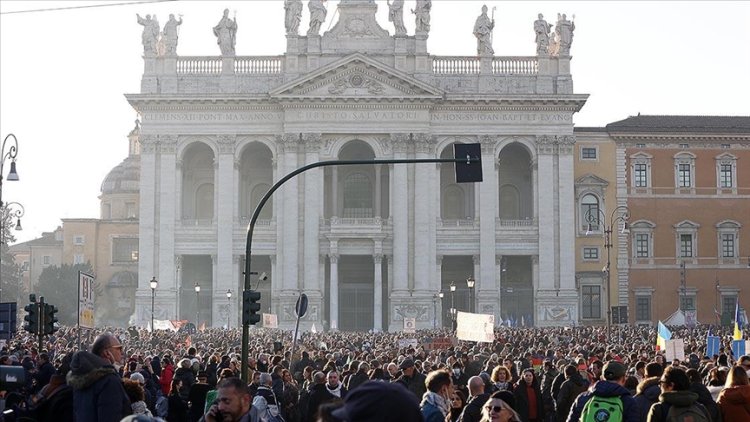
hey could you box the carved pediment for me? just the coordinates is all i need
[270,53,443,100]
[575,173,610,187]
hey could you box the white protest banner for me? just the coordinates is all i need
[456,311,495,343]
[665,338,685,362]
[398,338,418,349]
[403,317,416,333]
[78,272,96,329]
[262,313,278,329]
[153,319,177,331]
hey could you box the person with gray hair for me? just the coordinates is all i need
[67,333,132,422]
[346,361,370,391]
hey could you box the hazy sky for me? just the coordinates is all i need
[1,0,748,243]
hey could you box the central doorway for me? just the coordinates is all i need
[338,255,374,331]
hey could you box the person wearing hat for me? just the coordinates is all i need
[565,360,639,422]
[331,381,423,422]
[188,371,211,422]
[396,358,427,402]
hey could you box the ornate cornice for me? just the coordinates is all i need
[413,133,435,154]
[278,133,300,153]
[535,135,556,155]
[301,133,322,152]
[217,135,236,154]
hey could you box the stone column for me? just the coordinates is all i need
[375,165,382,218]
[329,253,339,331]
[557,136,576,293]
[138,135,158,322]
[157,136,177,321]
[413,134,435,293]
[331,167,338,218]
[536,136,556,293]
[216,136,236,327]
[303,134,323,328]
[280,134,299,294]
[373,254,383,331]
[388,134,409,331]
[478,137,498,308]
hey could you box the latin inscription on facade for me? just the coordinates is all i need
[432,112,571,123]
[143,112,281,122]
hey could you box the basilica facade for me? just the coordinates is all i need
[128,1,588,331]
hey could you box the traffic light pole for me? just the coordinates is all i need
[37,297,45,353]
[240,154,481,382]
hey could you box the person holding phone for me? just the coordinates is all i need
[202,377,259,422]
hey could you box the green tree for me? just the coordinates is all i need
[37,262,95,325]
[0,207,23,304]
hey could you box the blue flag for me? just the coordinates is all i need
[706,335,720,358]
[732,339,746,357]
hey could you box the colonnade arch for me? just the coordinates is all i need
[181,142,215,221]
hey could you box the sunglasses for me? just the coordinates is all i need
[485,406,506,413]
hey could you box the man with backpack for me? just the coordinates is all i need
[566,360,639,422]
[645,366,710,422]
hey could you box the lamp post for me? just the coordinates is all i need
[466,276,475,313]
[585,205,630,339]
[0,134,20,294]
[149,277,158,332]
[226,289,232,329]
[450,281,457,332]
[194,282,201,328]
[0,201,24,304]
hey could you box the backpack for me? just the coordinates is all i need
[253,393,286,422]
[580,395,623,422]
[664,404,710,422]
[155,395,169,419]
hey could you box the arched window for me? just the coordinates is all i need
[442,185,465,219]
[195,183,214,220]
[343,173,372,218]
[499,185,521,219]
[250,183,272,220]
[580,194,599,231]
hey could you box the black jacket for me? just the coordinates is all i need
[556,372,589,420]
[646,390,710,422]
[305,383,338,422]
[67,351,132,422]
[459,392,490,422]
[396,372,427,402]
[514,380,545,421]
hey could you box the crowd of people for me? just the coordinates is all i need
[0,323,748,422]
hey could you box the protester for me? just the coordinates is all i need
[645,366,710,422]
[566,360,639,422]
[480,391,522,422]
[450,389,467,422]
[716,365,750,422]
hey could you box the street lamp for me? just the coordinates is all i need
[226,289,232,329]
[466,276,475,313]
[0,134,20,294]
[149,277,158,332]
[194,282,201,328]
[450,281,457,332]
[585,205,630,339]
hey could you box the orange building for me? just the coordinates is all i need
[607,116,750,324]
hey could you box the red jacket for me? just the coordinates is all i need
[160,364,174,396]
[717,384,750,422]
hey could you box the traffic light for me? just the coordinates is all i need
[43,304,59,335]
[243,290,261,325]
[23,303,39,335]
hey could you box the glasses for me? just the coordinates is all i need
[109,345,123,351]
[485,406,506,413]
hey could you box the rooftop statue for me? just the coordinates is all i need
[307,0,328,36]
[284,0,303,35]
[136,14,160,56]
[411,0,431,34]
[213,9,237,56]
[161,14,183,56]
[387,0,407,36]
[533,13,552,56]
[473,5,495,56]
[555,13,575,55]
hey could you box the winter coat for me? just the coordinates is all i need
[33,376,74,422]
[346,369,370,392]
[167,392,189,422]
[459,392,490,422]
[717,384,750,422]
[67,351,132,422]
[174,366,195,400]
[556,372,589,420]
[634,377,661,422]
[646,390,710,422]
[397,372,427,402]
[160,363,174,396]
[566,380,639,422]
[514,380,544,421]
[689,381,721,422]
[305,383,338,422]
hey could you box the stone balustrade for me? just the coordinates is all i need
[432,57,481,75]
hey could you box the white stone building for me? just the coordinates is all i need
[128,1,588,331]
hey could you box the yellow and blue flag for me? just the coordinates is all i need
[657,320,671,351]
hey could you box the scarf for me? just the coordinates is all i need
[326,383,343,398]
[494,381,512,391]
[420,391,450,417]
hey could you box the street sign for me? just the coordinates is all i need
[295,294,308,318]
